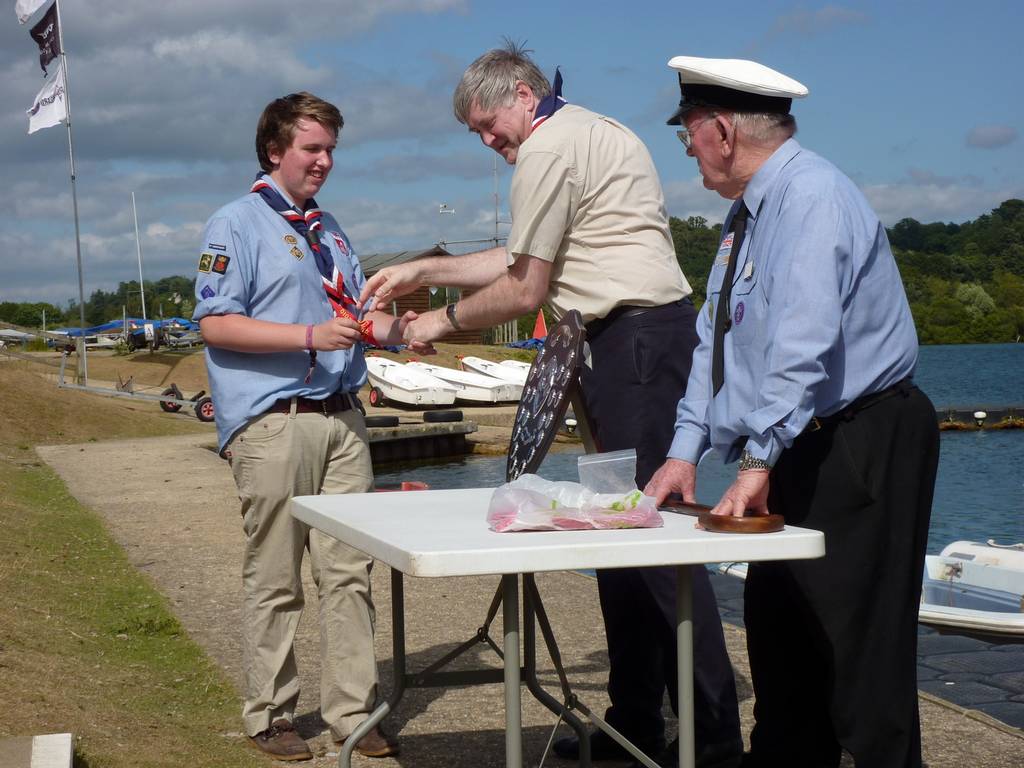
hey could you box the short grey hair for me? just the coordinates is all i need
[453,40,551,125]
[731,111,798,145]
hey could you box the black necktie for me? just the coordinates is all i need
[712,202,749,396]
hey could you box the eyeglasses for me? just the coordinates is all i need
[676,113,717,150]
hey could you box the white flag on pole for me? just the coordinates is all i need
[16,0,50,24]
[27,59,67,134]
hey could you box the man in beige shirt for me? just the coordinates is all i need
[359,42,741,768]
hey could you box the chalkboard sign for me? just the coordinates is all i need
[506,310,586,481]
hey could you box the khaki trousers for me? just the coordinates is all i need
[227,403,376,739]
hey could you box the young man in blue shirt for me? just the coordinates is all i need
[194,92,423,761]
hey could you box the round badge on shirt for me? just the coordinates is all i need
[734,301,745,326]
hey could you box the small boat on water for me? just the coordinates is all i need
[460,356,530,385]
[405,361,522,403]
[920,540,1024,640]
[364,357,458,408]
[718,540,1024,641]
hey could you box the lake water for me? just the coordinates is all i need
[377,343,1024,555]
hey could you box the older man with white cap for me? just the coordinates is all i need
[646,57,939,768]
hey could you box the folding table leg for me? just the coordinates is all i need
[676,566,695,768]
[522,574,591,766]
[337,568,408,768]
[503,574,523,768]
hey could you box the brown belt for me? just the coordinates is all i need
[266,392,357,416]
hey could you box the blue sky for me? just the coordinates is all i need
[1,0,1021,306]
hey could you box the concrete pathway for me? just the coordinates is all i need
[37,434,1023,766]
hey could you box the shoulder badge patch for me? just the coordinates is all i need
[198,253,213,273]
[290,246,304,260]
[212,254,231,274]
[330,232,349,256]
[200,285,215,300]
[207,243,227,252]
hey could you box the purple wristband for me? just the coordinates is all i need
[305,324,314,351]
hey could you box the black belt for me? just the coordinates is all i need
[804,378,915,433]
[584,297,693,341]
[267,392,357,416]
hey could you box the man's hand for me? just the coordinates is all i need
[312,316,363,350]
[711,470,771,518]
[401,311,449,348]
[643,459,698,505]
[358,263,424,309]
[395,310,436,355]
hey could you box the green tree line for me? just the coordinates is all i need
[3,201,1022,344]
[0,275,196,330]
[670,198,1024,344]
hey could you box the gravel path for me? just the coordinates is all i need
[37,435,1023,767]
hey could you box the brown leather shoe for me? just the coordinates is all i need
[249,719,313,761]
[335,724,400,758]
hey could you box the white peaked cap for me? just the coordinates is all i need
[665,56,808,125]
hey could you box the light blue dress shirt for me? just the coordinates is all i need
[669,139,918,467]
[193,176,368,452]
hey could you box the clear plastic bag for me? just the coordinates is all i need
[578,449,637,493]
[487,473,663,532]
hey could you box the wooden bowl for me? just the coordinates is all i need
[659,500,785,534]
[698,512,785,534]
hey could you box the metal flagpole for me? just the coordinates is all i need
[53,0,88,383]
[132,192,147,320]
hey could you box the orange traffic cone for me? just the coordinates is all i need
[531,309,548,339]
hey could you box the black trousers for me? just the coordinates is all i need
[744,385,939,768]
[579,300,741,749]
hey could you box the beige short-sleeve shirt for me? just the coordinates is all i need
[505,104,690,323]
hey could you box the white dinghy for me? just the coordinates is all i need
[720,540,1024,641]
[459,356,530,385]
[365,357,458,408]
[920,540,1024,640]
[406,361,522,403]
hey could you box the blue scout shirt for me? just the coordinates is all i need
[670,138,918,468]
[193,176,368,453]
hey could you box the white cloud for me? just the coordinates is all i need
[863,178,1023,225]
[662,176,731,225]
[345,151,495,183]
[748,4,870,52]
[966,125,1018,149]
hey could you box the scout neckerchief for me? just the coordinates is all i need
[530,68,567,134]
[251,174,375,382]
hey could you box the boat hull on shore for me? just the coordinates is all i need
[460,356,530,385]
[365,357,458,407]
[406,361,522,403]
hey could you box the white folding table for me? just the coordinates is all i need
[292,488,825,768]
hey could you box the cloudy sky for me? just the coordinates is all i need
[2,0,1021,307]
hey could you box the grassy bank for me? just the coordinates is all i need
[0,361,258,766]
[0,344,532,765]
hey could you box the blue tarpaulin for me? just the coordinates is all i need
[54,317,199,336]
[506,338,545,350]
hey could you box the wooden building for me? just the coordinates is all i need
[359,246,485,345]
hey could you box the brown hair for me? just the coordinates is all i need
[255,92,343,172]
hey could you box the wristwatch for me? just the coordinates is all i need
[445,302,462,330]
[739,450,772,472]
